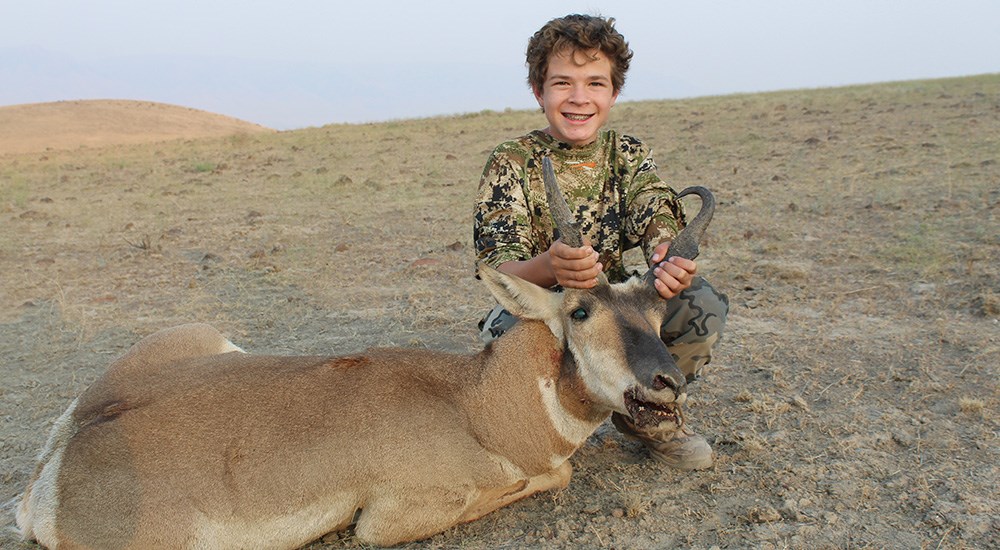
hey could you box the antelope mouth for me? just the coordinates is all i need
[624,388,682,429]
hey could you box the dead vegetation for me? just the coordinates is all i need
[2,74,998,549]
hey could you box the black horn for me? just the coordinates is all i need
[643,186,715,284]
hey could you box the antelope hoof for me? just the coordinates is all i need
[624,387,683,430]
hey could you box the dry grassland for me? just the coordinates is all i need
[1,74,998,549]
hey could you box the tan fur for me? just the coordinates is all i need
[15,266,685,549]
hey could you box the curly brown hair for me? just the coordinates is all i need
[526,14,633,95]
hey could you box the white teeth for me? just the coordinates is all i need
[564,114,591,121]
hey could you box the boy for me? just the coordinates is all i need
[473,14,728,470]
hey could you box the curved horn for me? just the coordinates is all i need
[542,156,609,286]
[643,186,716,284]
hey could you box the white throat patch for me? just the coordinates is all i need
[537,378,601,449]
[568,341,633,413]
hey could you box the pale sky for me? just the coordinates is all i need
[2,0,998,130]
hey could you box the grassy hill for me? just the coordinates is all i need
[1,74,997,549]
[0,99,273,155]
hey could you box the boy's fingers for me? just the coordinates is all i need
[555,262,603,286]
[650,241,671,264]
[552,240,594,259]
[658,263,693,286]
[569,264,603,280]
[560,274,600,288]
[667,256,697,273]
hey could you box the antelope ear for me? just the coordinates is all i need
[477,262,561,322]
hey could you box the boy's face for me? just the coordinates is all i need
[534,48,619,147]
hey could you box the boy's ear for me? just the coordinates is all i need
[532,84,545,107]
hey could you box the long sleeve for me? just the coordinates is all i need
[473,144,536,268]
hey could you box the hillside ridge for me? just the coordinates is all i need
[0,99,274,155]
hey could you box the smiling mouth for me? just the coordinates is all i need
[624,388,682,429]
[563,113,593,121]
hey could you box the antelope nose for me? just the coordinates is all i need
[652,371,686,394]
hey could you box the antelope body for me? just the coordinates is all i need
[16,163,714,549]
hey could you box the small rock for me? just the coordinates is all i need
[611,508,625,518]
[749,506,782,523]
[780,499,799,518]
[892,431,915,447]
[911,282,937,294]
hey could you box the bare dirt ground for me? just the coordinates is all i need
[2,75,998,549]
[0,99,273,155]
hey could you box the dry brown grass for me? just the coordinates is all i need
[2,74,998,549]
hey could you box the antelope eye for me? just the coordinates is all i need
[571,307,588,321]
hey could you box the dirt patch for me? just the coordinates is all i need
[2,75,998,549]
[0,99,274,155]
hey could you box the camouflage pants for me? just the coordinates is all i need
[478,276,729,381]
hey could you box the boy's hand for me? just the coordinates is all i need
[649,242,697,300]
[548,238,603,289]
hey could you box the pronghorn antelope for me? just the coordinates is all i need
[16,158,715,549]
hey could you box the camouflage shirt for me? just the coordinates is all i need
[474,130,686,283]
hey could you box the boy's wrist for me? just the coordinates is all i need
[541,251,557,285]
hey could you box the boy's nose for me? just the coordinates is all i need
[569,85,589,103]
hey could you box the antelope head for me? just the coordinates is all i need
[479,157,716,434]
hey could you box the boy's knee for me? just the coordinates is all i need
[690,277,730,322]
[663,277,729,344]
